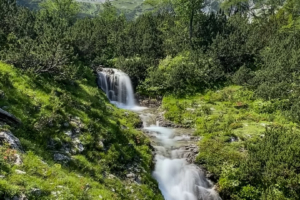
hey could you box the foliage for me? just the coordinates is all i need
[141,51,223,95]
[0,62,163,199]
[2,0,300,199]
[161,86,300,199]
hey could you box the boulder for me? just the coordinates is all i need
[0,130,23,152]
[53,153,71,162]
[0,108,21,125]
[15,169,26,175]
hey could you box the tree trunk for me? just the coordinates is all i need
[189,9,194,47]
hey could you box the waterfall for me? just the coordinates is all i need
[97,68,136,109]
[97,68,221,200]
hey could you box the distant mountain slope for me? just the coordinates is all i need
[17,0,153,19]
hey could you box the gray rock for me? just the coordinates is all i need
[0,131,23,152]
[121,125,128,129]
[31,188,41,196]
[63,122,70,127]
[2,106,9,110]
[135,175,142,184]
[72,138,84,153]
[14,154,22,165]
[0,108,21,125]
[126,173,135,178]
[15,169,26,174]
[64,130,72,136]
[98,141,104,149]
[11,194,27,200]
[51,191,61,197]
[53,153,70,162]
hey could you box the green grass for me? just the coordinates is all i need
[0,62,163,199]
[161,86,298,178]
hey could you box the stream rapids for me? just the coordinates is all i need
[97,68,221,200]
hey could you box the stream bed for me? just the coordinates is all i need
[137,108,221,200]
[97,68,221,200]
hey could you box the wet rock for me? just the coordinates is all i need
[195,186,221,200]
[136,95,162,108]
[0,130,23,152]
[156,112,183,128]
[171,145,199,163]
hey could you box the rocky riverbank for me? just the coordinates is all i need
[136,105,221,200]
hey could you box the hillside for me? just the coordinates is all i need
[0,62,163,199]
[17,0,153,19]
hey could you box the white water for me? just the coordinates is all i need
[147,126,221,200]
[97,68,221,200]
[97,68,146,111]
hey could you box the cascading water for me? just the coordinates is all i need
[97,68,136,109]
[97,68,221,200]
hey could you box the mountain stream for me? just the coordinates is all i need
[97,68,221,200]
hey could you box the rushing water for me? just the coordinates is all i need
[97,69,221,200]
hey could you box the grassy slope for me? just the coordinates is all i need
[161,86,297,184]
[0,62,163,200]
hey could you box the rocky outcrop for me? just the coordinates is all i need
[172,144,199,163]
[0,108,21,125]
[136,95,162,108]
[53,153,71,162]
[156,112,184,128]
[0,130,23,152]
